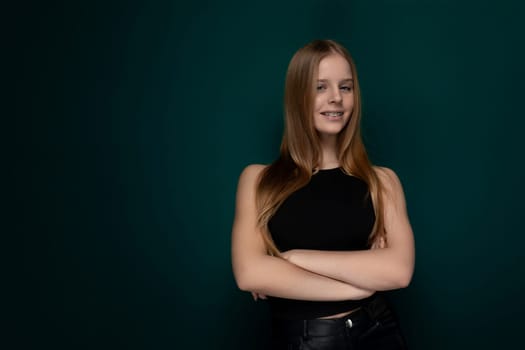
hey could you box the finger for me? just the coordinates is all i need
[251,292,258,301]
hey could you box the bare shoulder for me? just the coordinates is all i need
[237,164,268,192]
[372,166,404,194]
[240,164,267,178]
[234,164,268,219]
[239,164,267,182]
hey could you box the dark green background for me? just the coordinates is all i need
[12,0,524,348]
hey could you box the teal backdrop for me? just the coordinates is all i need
[12,0,524,349]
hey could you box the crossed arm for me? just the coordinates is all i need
[280,167,415,291]
[231,164,415,301]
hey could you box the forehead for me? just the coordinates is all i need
[317,54,352,79]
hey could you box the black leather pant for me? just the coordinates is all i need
[270,295,407,350]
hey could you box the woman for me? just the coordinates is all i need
[231,39,415,349]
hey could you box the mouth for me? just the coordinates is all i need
[321,111,344,117]
[320,111,345,121]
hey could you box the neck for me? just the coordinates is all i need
[319,135,339,169]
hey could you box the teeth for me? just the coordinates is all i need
[322,112,343,116]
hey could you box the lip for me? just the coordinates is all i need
[320,111,345,119]
[320,113,344,121]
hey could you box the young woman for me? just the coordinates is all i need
[231,39,415,350]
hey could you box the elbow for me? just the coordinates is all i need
[233,266,259,292]
[382,261,413,290]
[396,273,412,289]
[235,274,253,292]
[395,266,414,289]
[232,254,271,292]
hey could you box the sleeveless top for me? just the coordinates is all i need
[267,167,376,320]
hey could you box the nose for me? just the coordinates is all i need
[329,88,342,104]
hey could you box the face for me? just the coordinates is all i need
[313,53,354,138]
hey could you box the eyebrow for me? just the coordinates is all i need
[317,78,353,83]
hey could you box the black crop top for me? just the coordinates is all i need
[267,167,376,320]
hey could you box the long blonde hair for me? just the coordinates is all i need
[256,39,385,256]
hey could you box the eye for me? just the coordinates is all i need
[316,84,326,91]
[340,85,353,92]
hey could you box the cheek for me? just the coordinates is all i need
[314,96,323,111]
[345,95,355,110]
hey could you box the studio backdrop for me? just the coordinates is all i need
[14,0,524,349]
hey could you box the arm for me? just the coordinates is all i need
[231,164,374,301]
[282,167,415,291]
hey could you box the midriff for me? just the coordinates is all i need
[318,307,361,319]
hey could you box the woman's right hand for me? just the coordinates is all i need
[251,292,267,301]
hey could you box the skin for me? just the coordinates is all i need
[232,163,375,302]
[231,53,415,318]
[280,166,415,292]
[313,53,354,166]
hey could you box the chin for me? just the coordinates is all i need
[316,128,345,137]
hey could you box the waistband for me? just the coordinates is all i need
[271,307,372,338]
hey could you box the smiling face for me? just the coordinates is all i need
[313,53,354,139]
